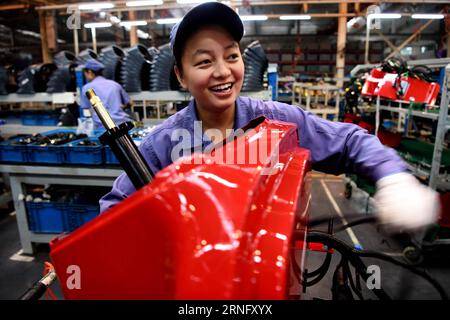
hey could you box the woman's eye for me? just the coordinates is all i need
[228,54,239,60]
[195,60,211,66]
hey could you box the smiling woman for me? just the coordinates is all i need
[173,26,244,137]
[100,1,439,237]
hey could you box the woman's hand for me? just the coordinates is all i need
[374,172,440,233]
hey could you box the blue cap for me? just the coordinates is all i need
[170,2,244,60]
[81,59,105,72]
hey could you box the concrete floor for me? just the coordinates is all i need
[0,173,449,300]
[302,173,450,300]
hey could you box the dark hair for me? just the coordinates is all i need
[173,25,241,72]
[173,29,193,72]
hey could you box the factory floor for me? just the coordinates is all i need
[0,173,449,300]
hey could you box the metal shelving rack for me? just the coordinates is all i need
[292,83,340,120]
[129,90,272,120]
[374,63,450,191]
[0,89,272,255]
[0,92,76,104]
[0,165,123,254]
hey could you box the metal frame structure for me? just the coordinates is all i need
[292,83,341,120]
[0,165,123,255]
[0,93,76,104]
[373,63,450,191]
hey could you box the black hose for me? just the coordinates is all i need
[301,231,448,300]
[305,213,376,231]
[305,231,392,300]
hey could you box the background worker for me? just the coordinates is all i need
[80,59,133,128]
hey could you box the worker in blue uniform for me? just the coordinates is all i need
[99,2,439,233]
[80,59,132,128]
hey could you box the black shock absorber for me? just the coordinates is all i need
[85,89,154,189]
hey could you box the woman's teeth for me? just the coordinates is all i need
[210,83,233,92]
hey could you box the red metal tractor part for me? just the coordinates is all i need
[361,68,385,97]
[49,117,312,299]
[362,68,440,105]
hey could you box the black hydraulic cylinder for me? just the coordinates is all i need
[86,89,153,189]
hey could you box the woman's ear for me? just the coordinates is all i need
[174,65,187,89]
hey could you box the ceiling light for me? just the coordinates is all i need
[240,15,268,21]
[119,20,148,27]
[84,22,112,28]
[79,3,115,11]
[126,1,163,6]
[367,13,401,20]
[156,18,182,24]
[279,15,311,20]
[411,14,444,20]
[110,16,121,24]
[176,0,217,4]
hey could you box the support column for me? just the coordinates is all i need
[447,29,450,58]
[129,10,138,46]
[336,3,347,88]
[38,11,52,63]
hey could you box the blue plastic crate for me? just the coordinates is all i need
[21,114,40,126]
[26,201,69,234]
[104,145,120,165]
[65,138,103,165]
[41,113,60,126]
[0,139,28,163]
[68,204,99,230]
[27,129,81,164]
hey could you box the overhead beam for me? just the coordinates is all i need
[386,19,436,59]
[0,4,29,11]
[374,30,397,52]
[36,0,450,11]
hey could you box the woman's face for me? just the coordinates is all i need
[175,25,244,113]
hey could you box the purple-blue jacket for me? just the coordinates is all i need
[100,96,407,212]
[81,76,131,128]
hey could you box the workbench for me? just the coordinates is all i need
[0,164,122,254]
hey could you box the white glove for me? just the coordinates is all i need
[374,172,440,233]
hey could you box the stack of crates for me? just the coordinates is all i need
[25,186,109,234]
[0,126,155,165]
[21,110,60,126]
[0,134,29,163]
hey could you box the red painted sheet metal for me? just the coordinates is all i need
[50,117,311,299]
[362,68,440,105]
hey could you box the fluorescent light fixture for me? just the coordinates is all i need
[126,0,163,6]
[279,15,311,20]
[177,0,216,4]
[84,22,112,28]
[119,20,148,27]
[110,16,121,24]
[79,3,115,11]
[367,13,401,20]
[156,18,182,24]
[411,14,444,19]
[240,15,268,21]
[137,30,151,39]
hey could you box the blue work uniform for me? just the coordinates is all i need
[81,76,131,128]
[99,96,408,212]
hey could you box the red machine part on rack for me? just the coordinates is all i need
[361,68,440,105]
[49,117,312,300]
